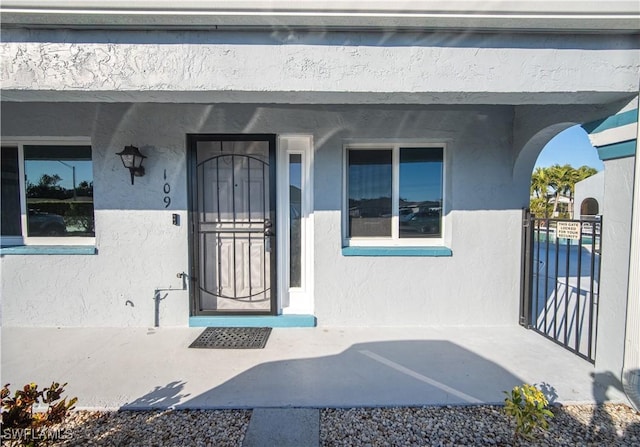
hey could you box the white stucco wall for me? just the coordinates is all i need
[1,28,637,328]
[595,156,635,378]
[574,171,605,217]
[2,30,639,105]
[1,103,191,327]
[1,102,527,327]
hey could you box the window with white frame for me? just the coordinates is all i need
[277,134,314,314]
[344,144,444,245]
[1,142,95,246]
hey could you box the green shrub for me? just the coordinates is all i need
[504,384,554,441]
[1,382,77,446]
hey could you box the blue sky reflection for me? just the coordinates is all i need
[25,160,93,190]
[400,148,443,204]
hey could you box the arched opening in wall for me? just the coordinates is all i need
[529,125,602,220]
[581,198,599,216]
[517,120,605,363]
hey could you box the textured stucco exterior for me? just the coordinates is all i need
[1,27,638,329]
[595,156,635,377]
[1,100,635,327]
[574,172,605,217]
[1,102,526,327]
[2,30,639,105]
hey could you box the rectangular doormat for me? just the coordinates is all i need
[189,327,272,349]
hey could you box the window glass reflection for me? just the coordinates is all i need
[399,148,443,238]
[348,150,392,237]
[289,154,302,288]
[1,147,22,236]
[24,146,94,237]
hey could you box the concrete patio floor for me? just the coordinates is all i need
[0,326,631,410]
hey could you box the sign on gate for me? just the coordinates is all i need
[556,221,581,240]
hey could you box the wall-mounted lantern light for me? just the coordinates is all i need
[116,145,147,185]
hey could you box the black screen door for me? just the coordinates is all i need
[189,134,277,315]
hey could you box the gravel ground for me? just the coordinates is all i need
[4,410,251,447]
[3,404,638,446]
[321,404,640,446]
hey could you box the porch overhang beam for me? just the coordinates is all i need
[1,90,635,106]
[1,1,639,33]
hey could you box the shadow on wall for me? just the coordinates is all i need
[0,100,633,213]
[4,28,640,50]
[624,369,640,411]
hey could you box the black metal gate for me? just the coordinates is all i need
[520,209,602,363]
[188,134,277,315]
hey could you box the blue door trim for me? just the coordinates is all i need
[189,314,317,328]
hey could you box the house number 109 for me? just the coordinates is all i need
[163,169,171,208]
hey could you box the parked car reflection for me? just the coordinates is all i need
[400,211,440,236]
[27,209,67,236]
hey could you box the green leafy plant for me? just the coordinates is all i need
[1,382,77,446]
[503,384,554,441]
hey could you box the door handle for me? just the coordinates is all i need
[264,218,273,237]
[264,229,272,252]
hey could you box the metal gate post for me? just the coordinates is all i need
[520,208,534,327]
